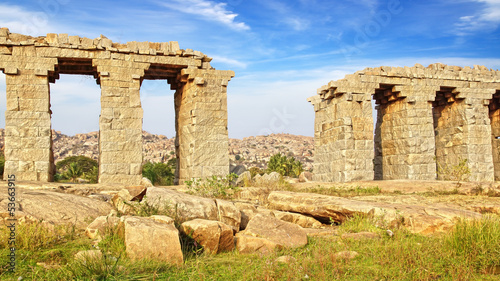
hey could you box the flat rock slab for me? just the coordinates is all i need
[0,187,113,228]
[236,214,307,254]
[267,191,482,234]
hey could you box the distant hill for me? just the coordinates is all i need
[0,129,314,171]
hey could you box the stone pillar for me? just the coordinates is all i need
[1,52,57,181]
[490,90,500,181]
[93,59,148,185]
[174,68,234,184]
[312,93,374,182]
[433,86,495,181]
[374,84,437,180]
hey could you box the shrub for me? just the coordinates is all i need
[249,167,264,178]
[185,173,239,199]
[266,153,303,177]
[142,162,174,186]
[55,156,98,183]
[0,150,4,177]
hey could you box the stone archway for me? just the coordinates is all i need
[0,28,234,185]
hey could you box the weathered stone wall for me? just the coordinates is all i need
[309,63,500,182]
[0,28,234,184]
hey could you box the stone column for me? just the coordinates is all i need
[433,86,495,182]
[174,68,234,184]
[490,90,500,181]
[374,84,437,180]
[1,51,57,181]
[93,58,148,185]
[311,93,374,182]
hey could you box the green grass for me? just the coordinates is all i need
[1,215,500,280]
[297,185,382,197]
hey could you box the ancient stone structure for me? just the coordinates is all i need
[309,63,500,182]
[0,28,234,185]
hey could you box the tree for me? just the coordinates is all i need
[266,153,303,178]
[55,156,98,183]
[142,162,174,186]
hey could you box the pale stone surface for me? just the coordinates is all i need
[309,63,500,182]
[119,216,183,264]
[85,215,120,239]
[180,219,234,254]
[267,190,483,234]
[235,214,307,254]
[0,187,113,228]
[144,187,218,223]
[0,28,234,185]
[216,199,241,232]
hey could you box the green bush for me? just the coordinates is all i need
[249,167,264,178]
[266,153,303,177]
[185,173,239,199]
[0,151,4,178]
[142,162,174,186]
[55,156,98,183]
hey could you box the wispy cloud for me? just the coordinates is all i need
[210,55,248,69]
[455,0,500,35]
[157,0,249,31]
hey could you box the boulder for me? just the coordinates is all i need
[119,216,183,265]
[299,172,313,182]
[141,177,153,188]
[234,202,259,230]
[0,188,113,229]
[180,219,234,254]
[254,172,281,186]
[216,199,241,232]
[111,186,148,215]
[235,214,307,254]
[272,210,323,229]
[144,187,218,223]
[230,164,247,176]
[235,171,252,187]
[85,215,120,239]
[267,191,482,234]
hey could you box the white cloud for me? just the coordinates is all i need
[0,3,66,36]
[210,55,248,69]
[158,0,249,31]
[455,0,500,35]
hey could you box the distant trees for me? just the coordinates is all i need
[142,161,175,186]
[55,156,98,183]
[266,153,303,178]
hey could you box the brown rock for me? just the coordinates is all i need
[181,219,234,254]
[119,216,183,265]
[216,199,241,232]
[85,215,120,239]
[236,214,307,254]
[234,202,259,230]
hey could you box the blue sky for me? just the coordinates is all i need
[0,0,500,138]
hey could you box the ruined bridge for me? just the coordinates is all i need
[309,63,500,182]
[0,28,234,185]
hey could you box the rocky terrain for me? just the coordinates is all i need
[0,129,314,170]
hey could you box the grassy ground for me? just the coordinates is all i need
[1,213,500,280]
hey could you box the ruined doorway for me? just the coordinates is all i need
[489,90,500,181]
[432,87,465,180]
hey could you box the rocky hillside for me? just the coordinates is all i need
[0,129,314,170]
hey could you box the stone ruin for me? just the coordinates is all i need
[0,28,234,185]
[308,63,500,182]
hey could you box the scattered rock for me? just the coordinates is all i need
[254,172,281,186]
[85,215,120,239]
[272,210,323,229]
[234,202,259,230]
[216,199,241,232]
[231,164,247,176]
[74,250,103,263]
[0,188,113,229]
[275,255,297,264]
[299,172,313,182]
[144,187,218,223]
[141,177,153,188]
[235,214,307,254]
[235,171,252,187]
[119,216,183,265]
[180,219,234,254]
[333,251,359,260]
